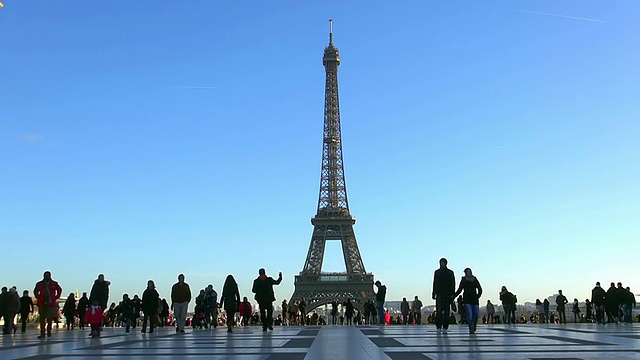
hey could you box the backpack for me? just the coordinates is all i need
[512,293,518,304]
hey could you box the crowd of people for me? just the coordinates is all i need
[0,262,636,339]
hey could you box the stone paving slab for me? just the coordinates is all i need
[0,323,638,359]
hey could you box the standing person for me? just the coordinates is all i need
[343,298,354,325]
[585,299,593,322]
[204,285,218,329]
[281,299,288,325]
[400,297,410,325]
[160,299,169,327]
[239,297,252,326]
[34,271,63,339]
[77,292,89,330]
[89,274,110,311]
[543,299,550,324]
[572,299,581,323]
[412,296,423,325]
[331,298,339,325]
[374,280,387,325]
[251,268,282,332]
[84,300,104,337]
[591,282,606,324]
[432,258,455,333]
[19,290,34,333]
[555,290,568,324]
[220,275,241,333]
[623,287,635,324]
[62,293,77,330]
[141,280,160,333]
[535,299,544,323]
[299,298,307,326]
[453,268,483,334]
[171,274,191,333]
[486,300,495,324]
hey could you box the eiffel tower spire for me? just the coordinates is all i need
[291,20,375,312]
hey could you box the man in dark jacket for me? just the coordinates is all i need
[591,282,606,324]
[89,274,110,311]
[432,258,455,333]
[375,280,387,325]
[19,290,34,333]
[605,282,618,323]
[555,290,568,324]
[251,268,282,331]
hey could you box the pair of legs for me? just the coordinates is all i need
[258,302,274,330]
[377,301,385,325]
[557,309,566,324]
[20,312,29,333]
[225,309,236,332]
[414,312,422,325]
[78,312,86,329]
[173,302,188,332]
[90,322,101,337]
[141,312,155,333]
[65,316,74,330]
[435,296,451,330]
[38,306,54,338]
[3,312,16,334]
[464,304,480,333]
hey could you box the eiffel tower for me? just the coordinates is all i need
[290,20,375,313]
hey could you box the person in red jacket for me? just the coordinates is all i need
[84,300,104,337]
[33,271,62,339]
[239,297,252,326]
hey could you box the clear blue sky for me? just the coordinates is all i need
[1,1,638,308]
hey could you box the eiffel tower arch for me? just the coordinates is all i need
[290,20,375,314]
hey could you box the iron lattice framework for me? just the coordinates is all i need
[290,20,375,313]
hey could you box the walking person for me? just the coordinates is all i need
[585,299,593,323]
[375,280,387,325]
[281,299,288,325]
[239,297,252,326]
[84,300,104,337]
[119,294,135,334]
[555,290,568,324]
[34,271,63,339]
[220,275,241,333]
[204,285,218,329]
[89,274,110,311]
[77,292,89,330]
[486,300,495,324]
[141,280,160,333]
[432,258,455,333]
[299,298,307,326]
[400,297,410,325]
[453,268,483,334]
[535,299,545,323]
[251,268,282,332]
[62,293,77,330]
[499,286,517,325]
[543,298,550,324]
[3,287,20,334]
[412,296,423,325]
[171,274,191,333]
[19,290,34,333]
[605,282,618,323]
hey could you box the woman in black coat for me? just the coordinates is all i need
[141,280,160,333]
[219,275,241,333]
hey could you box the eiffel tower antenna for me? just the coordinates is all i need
[290,20,375,313]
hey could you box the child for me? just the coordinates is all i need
[84,300,104,338]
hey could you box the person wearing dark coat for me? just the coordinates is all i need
[605,282,618,323]
[62,293,77,330]
[118,294,135,333]
[555,290,568,324]
[453,268,483,334]
[89,274,110,311]
[3,287,21,334]
[19,290,34,333]
[141,280,160,333]
[591,282,606,324]
[77,292,89,329]
[343,298,354,325]
[251,268,282,331]
[432,258,456,333]
[219,275,241,333]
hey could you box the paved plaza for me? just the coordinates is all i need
[1,323,638,360]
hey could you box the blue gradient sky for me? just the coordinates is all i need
[1,1,638,307]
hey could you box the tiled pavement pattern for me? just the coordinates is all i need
[1,324,638,359]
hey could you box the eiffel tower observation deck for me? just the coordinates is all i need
[290,20,375,313]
